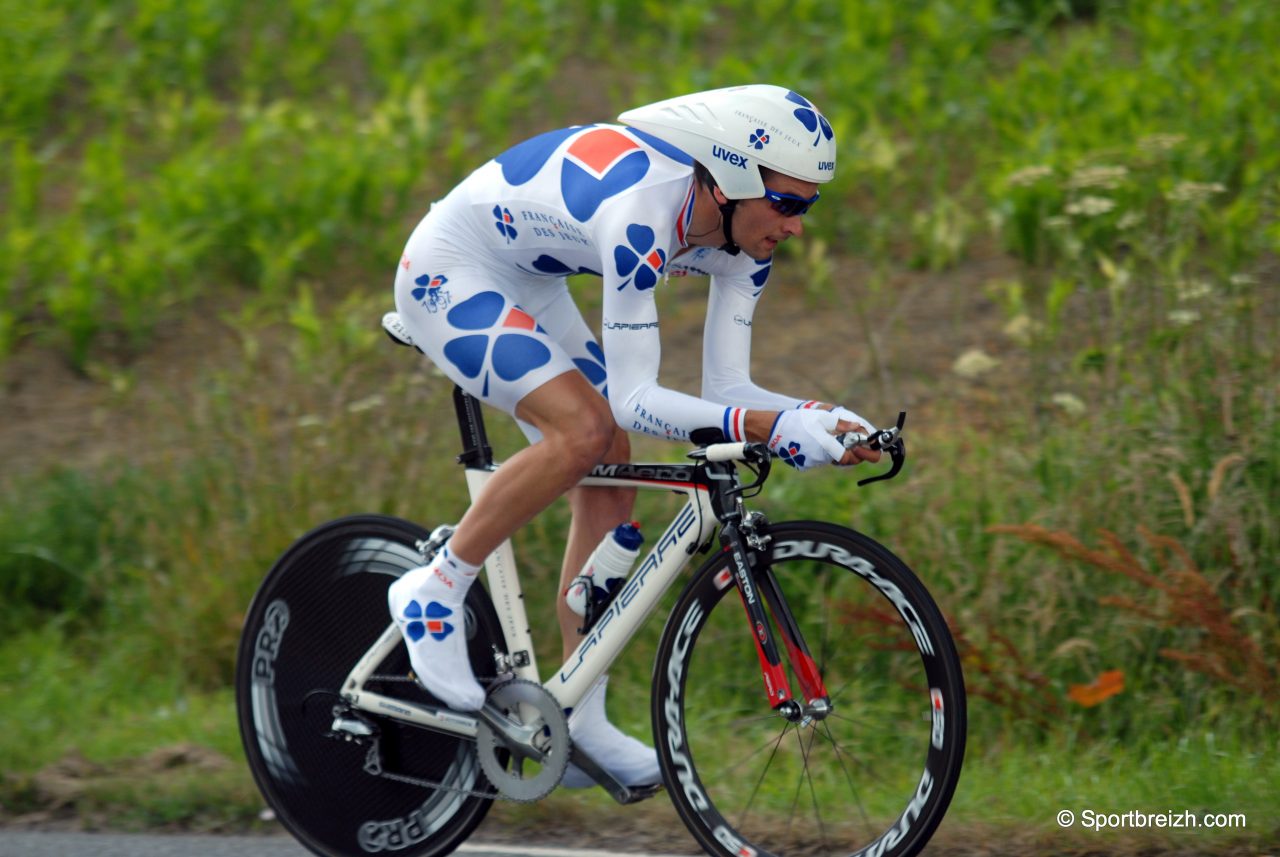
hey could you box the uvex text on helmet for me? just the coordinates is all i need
[618,84,836,200]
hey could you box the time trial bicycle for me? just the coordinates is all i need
[235,315,966,857]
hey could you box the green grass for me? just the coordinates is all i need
[2,0,1278,844]
[2,1,1277,366]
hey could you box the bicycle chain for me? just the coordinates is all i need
[362,744,504,801]
[358,674,551,803]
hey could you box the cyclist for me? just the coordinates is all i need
[387,85,879,789]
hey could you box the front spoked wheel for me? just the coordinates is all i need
[653,521,965,857]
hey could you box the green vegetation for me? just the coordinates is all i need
[2,0,1277,846]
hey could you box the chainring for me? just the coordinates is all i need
[475,679,569,802]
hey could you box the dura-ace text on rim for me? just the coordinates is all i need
[652,521,966,857]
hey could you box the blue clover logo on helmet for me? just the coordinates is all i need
[749,129,770,150]
[785,91,834,147]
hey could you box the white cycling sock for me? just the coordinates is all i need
[387,546,485,712]
[561,676,661,788]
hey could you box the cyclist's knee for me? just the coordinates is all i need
[563,402,616,468]
[515,372,622,470]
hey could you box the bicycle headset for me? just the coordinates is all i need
[619,84,837,255]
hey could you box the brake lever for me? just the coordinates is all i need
[851,411,908,487]
[857,436,905,486]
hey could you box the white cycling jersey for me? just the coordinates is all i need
[393,123,820,444]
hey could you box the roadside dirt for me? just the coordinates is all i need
[0,247,1024,483]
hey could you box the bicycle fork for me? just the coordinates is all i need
[724,517,830,722]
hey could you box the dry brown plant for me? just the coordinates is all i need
[988,523,1279,702]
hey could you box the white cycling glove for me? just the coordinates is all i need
[767,409,846,470]
[830,406,877,436]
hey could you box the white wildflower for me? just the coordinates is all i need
[1007,165,1054,188]
[1002,314,1039,347]
[1138,133,1186,154]
[1065,195,1116,217]
[1166,181,1226,203]
[1044,215,1071,230]
[347,394,386,414]
[1229,273,1256,287]
[1168,309,1201,326]
[952,349,1001,379]
[1068,165,1128,190]
[296,414,325,428]
[1117,210,1144,230]
[1051,393,1087,417]
[1176,279,1213,302]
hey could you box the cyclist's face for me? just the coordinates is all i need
[732,172,819,261]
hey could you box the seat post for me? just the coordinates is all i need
[453,385,494,468]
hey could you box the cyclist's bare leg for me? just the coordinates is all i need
[557,424,636,659]
[390,370,616,711]
[543,424,658,789]
[446,370,618,566]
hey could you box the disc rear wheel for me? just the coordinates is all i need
[235,514,503,857]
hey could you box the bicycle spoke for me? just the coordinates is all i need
[799,725,831,854]
[656,522,964,857]
[736,722,792,831]
[813,713,897,787]
[818,718,876,834]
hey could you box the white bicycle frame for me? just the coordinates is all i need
[339,462,719,739]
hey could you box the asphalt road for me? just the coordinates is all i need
[0,832,688,857]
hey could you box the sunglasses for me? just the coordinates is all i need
[763,187,821,217]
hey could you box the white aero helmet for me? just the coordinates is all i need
[618,84,836,200]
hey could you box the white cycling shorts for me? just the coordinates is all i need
[393,193,608,442]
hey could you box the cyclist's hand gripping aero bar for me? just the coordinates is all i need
[697,411,907,486]
[836,411,907,486]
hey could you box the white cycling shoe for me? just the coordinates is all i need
[387,553,485,712]
[561,676,661,788]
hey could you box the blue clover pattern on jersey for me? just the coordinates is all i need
[443,292,551,398]
[494,126,580,185]
[778,441,806,469]
[493,206,517,242]
[561,128,651,221]
[412,273,448,302]
[573,340,607,390]
[519,254,602,277]
[749,129,770,150]
[623,127,694,165]
[402,599,456,642]
[614,224,665,291]
[786,91,834,147]
[750,259,772,296]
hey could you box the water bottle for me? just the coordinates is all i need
[564,521,644,619]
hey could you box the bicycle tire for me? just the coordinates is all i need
[235,514,504,857]
[652,521,965,857]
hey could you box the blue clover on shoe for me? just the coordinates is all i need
[424,601,456,641]
[778,441,806,469]
[403,599,426,642]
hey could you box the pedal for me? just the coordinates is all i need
[382,311,416,348]
[569,745,664,805]
[415,524,455,562]
[329,707,378,742]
